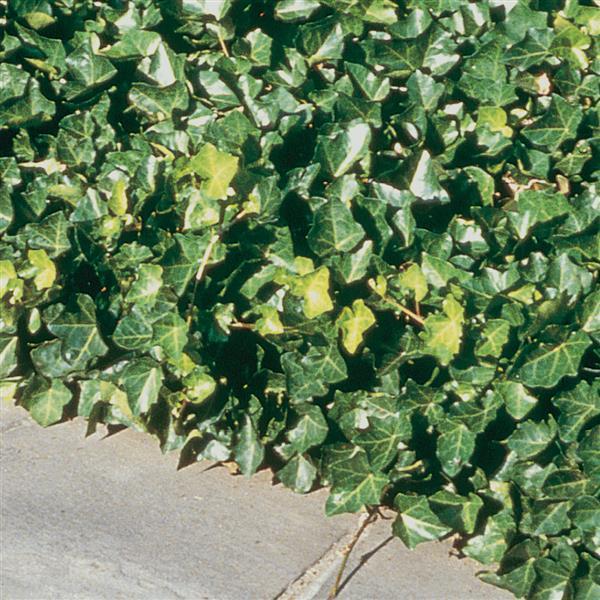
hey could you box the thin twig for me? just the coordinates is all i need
[384,296,425,326]
[217,31,230,57]
[328,509,378,599]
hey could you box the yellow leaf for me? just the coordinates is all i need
[0,260,17,297]
[421,295,465,365]
[337,299,376,354]
[256,306,284,336]
[293,266,334,319]
[398,264,428,302]
[109,178,128,216]
[28,249,56,291]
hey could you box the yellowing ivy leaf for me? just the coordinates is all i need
[421,295,465,366]
[292,266,334,320]
[336,299,376,354]
[398,264,428,302]
[191,143,238,199]
[27,249,56,290]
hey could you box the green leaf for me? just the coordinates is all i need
[113,313,153,351]
[24,211,71,257]
[522,94,583,150]
[126,264,163,307]
[307,198,365,257]
[277,454,317,494]
[458,39,517,106]
[292,266,335,320]
[393,494,452,549]
[354,414,411,470]
[515,331,591,388]
[235,415,264,477]
[507,416,558,459]
[542,469,591,500]
[316,122,371,178]
[282,342,347,402]
[22,377,72,427]
[45,295,108,367]
[475,319,510,359]
[400,150,450,203]
[324,445,388,516]
[152,312,188,361]
[553,381,600,443]
[508,189,571,240]
[184,144,239,200]
[0,336,18,379]
[26,249,55,290]
[504,28,554,71]
[495,381,538,421]
[463,510,515,564]
[429,490,483,535]
[119,358,163,416]
[287,404,328,454]
[436,419,476,477]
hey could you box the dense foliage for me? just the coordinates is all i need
[1,0,599,596]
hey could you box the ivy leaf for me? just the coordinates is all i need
[553,381,600,443]
[353,413,411,470]
[22,377,72,427]
[307,198,365,257]
[515,330,591,388]
[400,150,450,204]
[393,494,452,549]
[152,312,188,361]
[429,490,483,535]
[475,319,510,359]
[235,415,265,477]
[522,94,582,150]
[336,299,376,354]
[503,28,554,71]
[185,143,239,200]
[421,295,465,366]
[23,211,71,257]
[436,419,477,477]
[277,454,317,494]
[324,445,388,516]
[27,249,56,290]
[287,404,328,454]
[495,381,538,421]
[292,266,334,320]
[45,294,108,367]
[506,416,558,459]
[463,510,515,564]
[316,121,371,178]
[508,189,571,240]
[458,39,517,106]
[282,342,347,402]
[118,358,163,416]
[113,313,154,351]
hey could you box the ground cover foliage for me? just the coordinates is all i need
[1,0,599,596]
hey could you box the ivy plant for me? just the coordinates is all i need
[1,1,599,597]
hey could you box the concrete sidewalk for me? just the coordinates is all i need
[1,403,510,600]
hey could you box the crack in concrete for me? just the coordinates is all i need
[274,514,374,600]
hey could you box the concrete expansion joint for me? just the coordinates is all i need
[275,513,373,600]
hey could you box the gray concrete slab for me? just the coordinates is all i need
[1,403,354,600]
[1,403,510,600]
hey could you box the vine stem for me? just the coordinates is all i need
[217,30,230,57]
[383,296,425,326]
[328,509,379,599]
